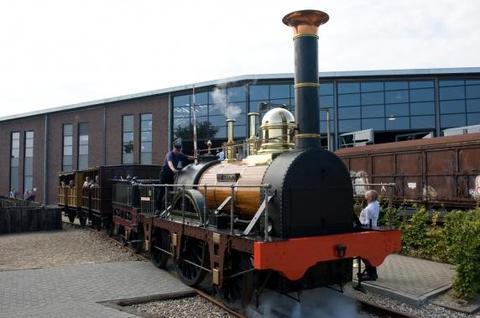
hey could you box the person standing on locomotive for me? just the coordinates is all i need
[155,144,194,212]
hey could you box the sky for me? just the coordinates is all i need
[0,0,479,118]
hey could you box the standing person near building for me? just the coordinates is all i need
[155,144,194,212]
[359,189,380,280]
[82,176,90,188]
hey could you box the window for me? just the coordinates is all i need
[320,120,334,133]
[440,86,465,100]
[409,80,434,89]
[270,84,289,99]
[466,85,480,99]
[385,90,409,104]
[362,105,384,118]
[24,131,34,191]
[338,94,360,107]
[78,123,88,170]
[62,124,73,172]
[249,85,269,101]
[339,119,361,133]
[385,81,408,90]
[338,107,360,119]
[338,82,360,94]
[361,82,383,92]
[140,113,153,164]
[441,114,466,128]
[173,95,190,107]
[122,115,134,164]
[386,103,409,117]
[468,112,480,125]
[227,86,247,102]
[409,88,434,102]
[319,83,334,95]
[10,132,20,193]
[439,79,480,129]
[410,102,435,115]
[411,116,435,129]
[361,92,384,105]
[467,99,480,113]
[362,118,385,130]
[440,80,464,87]
[440,100,466,114]
[386,117,409,130]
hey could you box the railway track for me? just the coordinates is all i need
[62,220,410,318]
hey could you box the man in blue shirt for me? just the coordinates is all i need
[155,144,194,211]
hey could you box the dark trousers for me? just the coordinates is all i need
[365,264,378,278]
[155,168,174,211]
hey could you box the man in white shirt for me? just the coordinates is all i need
[359,190,380,228]
[359,190,380,281]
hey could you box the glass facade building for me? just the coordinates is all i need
[171,70,480,150]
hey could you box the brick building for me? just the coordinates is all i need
[1,67,480,204]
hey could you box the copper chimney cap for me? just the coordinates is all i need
[282,10,329,36]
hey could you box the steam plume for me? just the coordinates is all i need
[211,87,242,120]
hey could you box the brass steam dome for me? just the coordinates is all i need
[258,108,296,154]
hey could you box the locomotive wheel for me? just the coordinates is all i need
[221,252,254,307]
[169,189,206,224]
[175,236,209,287]
[79,216,87,226]
[151,229,171,269]
[68,213,75,224]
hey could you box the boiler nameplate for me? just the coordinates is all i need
[216,173,240,182]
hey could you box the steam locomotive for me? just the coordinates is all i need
[60,10,401,308]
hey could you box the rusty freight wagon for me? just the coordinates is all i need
[336,133,480,209]
[77,165,162,229]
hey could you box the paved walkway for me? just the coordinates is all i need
[361,254,454,305]
[0,261,192,318]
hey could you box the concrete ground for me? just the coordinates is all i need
[0,261,192,318]
[361,254,454,305]
[0,226,191,318]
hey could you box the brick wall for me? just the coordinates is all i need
[0,93,170,204]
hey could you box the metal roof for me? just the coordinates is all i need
[1,67,480,123]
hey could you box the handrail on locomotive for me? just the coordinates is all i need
[137,182,272,241]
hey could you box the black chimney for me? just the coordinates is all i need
[283,10,329,149]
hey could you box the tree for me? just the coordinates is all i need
[174,121,219,141]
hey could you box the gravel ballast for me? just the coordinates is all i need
[129,296,234,318]
[345,286,477,318]
[0,224,140,271]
